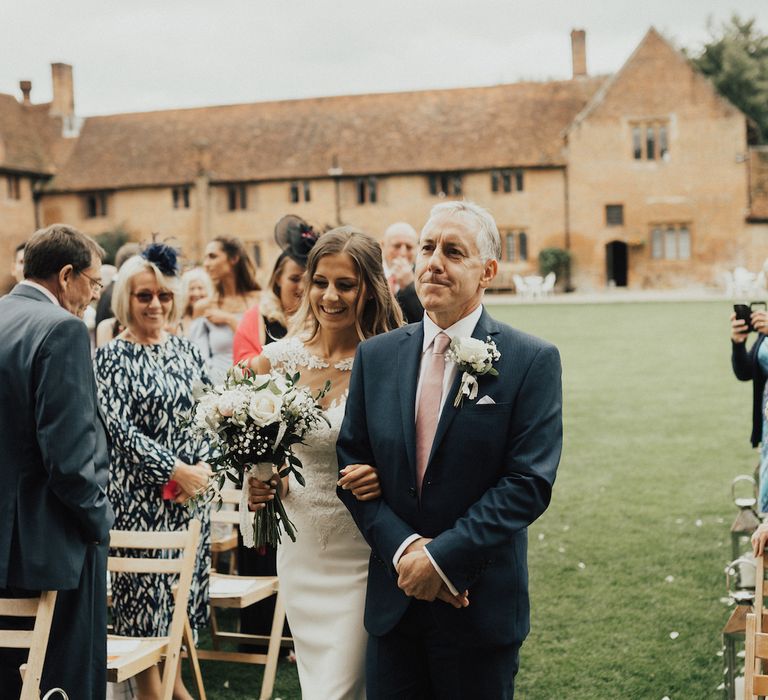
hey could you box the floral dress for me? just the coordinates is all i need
[95,335,211,637]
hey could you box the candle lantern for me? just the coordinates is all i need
[731,475,760,562]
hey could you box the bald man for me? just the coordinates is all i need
[382,222,423,323]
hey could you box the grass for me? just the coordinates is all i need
[184,300,751,699]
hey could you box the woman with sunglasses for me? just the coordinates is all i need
[94,245,212,700]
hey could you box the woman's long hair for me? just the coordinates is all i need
[290,227,403,341]
[212,236,260,295]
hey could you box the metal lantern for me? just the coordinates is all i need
[731,475,761,562]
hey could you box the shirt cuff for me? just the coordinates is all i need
[424,545,459,597]
[392,534,421,568]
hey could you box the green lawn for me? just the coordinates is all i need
[187,300,751,699]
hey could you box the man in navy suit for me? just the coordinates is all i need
[0,224,114,699]
[337,201,562,699]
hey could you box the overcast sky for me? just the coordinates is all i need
[1,1,766,117]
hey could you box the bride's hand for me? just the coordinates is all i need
[338,464,381,501]
[247,474,279,511]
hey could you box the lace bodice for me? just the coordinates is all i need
[262,337,360,548]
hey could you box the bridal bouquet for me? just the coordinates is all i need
[191,364,329,548]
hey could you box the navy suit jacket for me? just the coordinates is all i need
[0,285,114,590]
[337,307,562,647]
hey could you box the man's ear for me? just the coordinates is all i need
[479,259,498,289]
[58,264,75,288]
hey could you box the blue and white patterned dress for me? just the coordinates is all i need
[95,334,211,637]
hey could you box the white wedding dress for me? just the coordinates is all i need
[262,337,370,700]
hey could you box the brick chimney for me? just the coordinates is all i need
[571,29,587,78]
[19,81,32,106]
[49,63,74,119]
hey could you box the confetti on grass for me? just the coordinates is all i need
[669,631,679,640]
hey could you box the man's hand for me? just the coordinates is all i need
[396,550,469,609]
[390,257,414,288]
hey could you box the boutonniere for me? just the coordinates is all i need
[446,336,501,407]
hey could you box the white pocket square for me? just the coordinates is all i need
[477,395,495,405]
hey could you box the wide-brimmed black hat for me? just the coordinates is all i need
[274,215,319,266]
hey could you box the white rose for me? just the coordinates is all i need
[217,390,248,417]
[454,337,490,363]
[248,390,283,427]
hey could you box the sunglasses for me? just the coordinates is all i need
[131,291,174,304]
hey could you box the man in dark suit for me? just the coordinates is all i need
[0,224,114,699]
[381,222,424,323]
[338,201,562,699]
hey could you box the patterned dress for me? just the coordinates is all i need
[94,335,211,637]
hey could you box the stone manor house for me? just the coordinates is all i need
[1,28,767,291]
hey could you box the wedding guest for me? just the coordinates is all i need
[10,241,25,285]
[95,242,142,347]
[234,215,319,363]
[338,201,563,698]
[95,244,212,700]
[190,236,260,383]
[731,307,768,512]
[179,267,214,336]
[248,228,402,699]
[0,224,113,699]
[381,221,424,322]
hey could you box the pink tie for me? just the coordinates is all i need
[415,332,451,494]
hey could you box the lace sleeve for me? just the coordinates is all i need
[261,337,301,375]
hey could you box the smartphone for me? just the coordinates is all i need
[734,302,767,332]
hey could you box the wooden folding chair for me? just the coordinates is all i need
[107,520,206,700]
[0,590,57,700]
[746,551,768,699]
[210,489,240,574]
[196,489,288,700]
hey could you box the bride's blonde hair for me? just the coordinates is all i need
[289,227,403,341]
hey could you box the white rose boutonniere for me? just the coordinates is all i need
[446,336,501,407]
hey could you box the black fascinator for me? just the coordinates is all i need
[141,241,180,277]
[274,215,319,266]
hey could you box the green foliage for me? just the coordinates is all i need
[94,226,130,265]
[538,247,571,279]
[689,14,768,143]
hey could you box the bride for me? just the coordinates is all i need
[248,227,403,699]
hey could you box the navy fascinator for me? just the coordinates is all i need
[141,242,180,277]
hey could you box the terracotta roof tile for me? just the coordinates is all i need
[0,95,65,174]
[46,78,605,192]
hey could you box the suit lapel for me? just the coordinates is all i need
[398,323,424,476]
[428,308,501,465]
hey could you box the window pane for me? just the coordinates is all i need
[515,170,524,192]
[452,175,462,196]
[633,127,642,160]
[368,177,377,204]
[357,178,366,204]
[606,205,624,226]
[491,171,499,193]
[664,226,676,259]
[303,181,311,203]
[428,174,438,196]
[651,228,663,259]
[505,232,515,262]
[290,182,299,203]
[678,227,690,259]
[172,188,179,209]
[502,171,511,193]
[646,126,656,160]
[228,187,237,211]
[252,244,262,268]
[239,186,247,210]
[183,188,190,208]
[519,232,528,261]
[659,125,668,159]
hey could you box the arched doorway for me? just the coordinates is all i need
[605,241,628,287]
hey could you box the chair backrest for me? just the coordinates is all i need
[210,489,243,526]
[542,272,556,291]
[512,274,527,292]
[108,520,201,699]
[0,591,58,700]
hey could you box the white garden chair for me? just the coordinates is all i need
[541,272,556,296]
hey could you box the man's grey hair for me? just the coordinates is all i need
[383,221,418,241]
[422,201,501,262]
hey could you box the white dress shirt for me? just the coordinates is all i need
[393,304,484,596]
[18,280,60,306]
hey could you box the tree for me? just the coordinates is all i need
[689,15,768,144]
